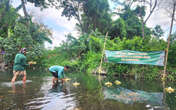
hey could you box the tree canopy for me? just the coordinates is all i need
[0,1,52,66]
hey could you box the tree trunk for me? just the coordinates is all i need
[139,2,145,38]
[141,17,145,38]
[21,0,28,18]
[163,3,176,77]
[5,0,10,11]
[76,15,84,33]
[142,20,145,38]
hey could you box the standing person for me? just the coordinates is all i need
[48,65,69,85]
[11,48,30,83]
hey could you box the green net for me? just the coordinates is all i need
[104,87,163,105]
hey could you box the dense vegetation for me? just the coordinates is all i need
[0,0,176,82]
[43,0,176,81]
[0,0,52,68]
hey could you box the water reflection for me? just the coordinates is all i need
[162,79,166,106]
[11,81,26,94]
[24,77,76,110]
[162,79,175,110]
[0,72,176,110]
[40,78,76,110]
[50,83,68,95]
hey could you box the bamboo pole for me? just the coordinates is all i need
[98,32,108,82]
[163,3,176,79]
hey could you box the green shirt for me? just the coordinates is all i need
[13,53,28,71]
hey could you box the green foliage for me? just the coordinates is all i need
[0,4,52,68]
[29,23,52,44]
[134,6,146,17]
[42,49,65,67]
[171,32,176,42]
[43,29,172,81]
[81,51,101,73]
[59,0,153,39]
[143,66,161,80]
[152,25,164,38]
[1,0,173,82]
[168,41,176,66]
[109,18,127,39]
[88,35,103,52]
[117,6,151,39]
[0,2,18,38]
[82,0,111,33]
[60,0,111,34]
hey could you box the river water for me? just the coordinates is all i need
[0,71,175,110]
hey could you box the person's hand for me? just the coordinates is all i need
[63,78,71,82]
[28,62,32,66]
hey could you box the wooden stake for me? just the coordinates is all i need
[163,3,176,79]
[98,32,108,82]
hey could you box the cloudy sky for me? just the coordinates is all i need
[12,0,78,49]
[11,0,175,49]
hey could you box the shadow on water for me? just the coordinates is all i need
[0,71,175,110]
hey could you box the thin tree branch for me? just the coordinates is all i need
[144,0,157,24]
[15,4,23,12]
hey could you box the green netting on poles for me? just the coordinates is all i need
[104,87,163,105]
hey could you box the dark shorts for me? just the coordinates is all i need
[50,71,58,78]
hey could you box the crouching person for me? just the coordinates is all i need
[48,65,69,85]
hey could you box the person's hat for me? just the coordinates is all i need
[20,48,27,53]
